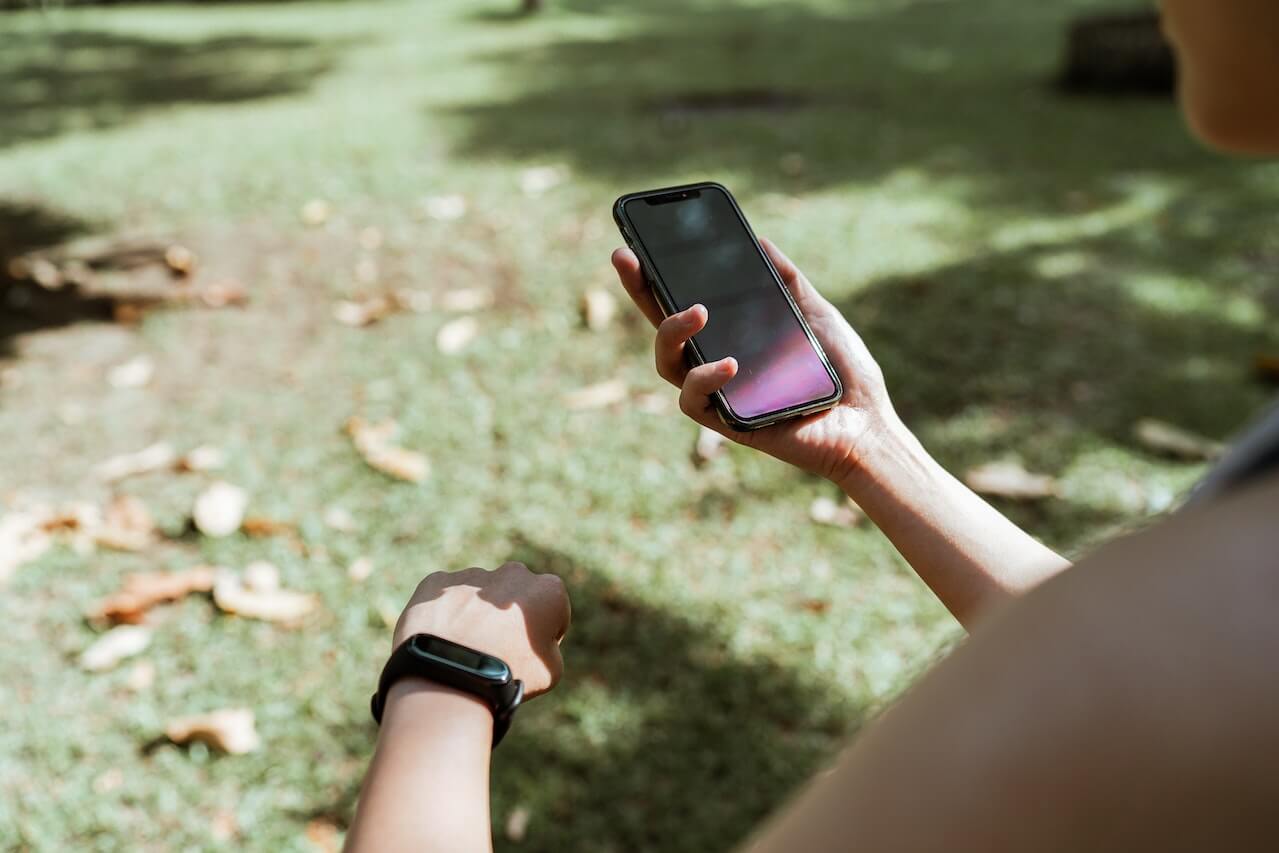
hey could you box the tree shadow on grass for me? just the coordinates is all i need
[0,28,340,150]
[311,537,866,853]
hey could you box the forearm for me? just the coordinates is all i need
[345,679,494,853]
[841,416,1070,627]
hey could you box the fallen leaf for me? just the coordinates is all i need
[164,245,197,277]
[564,378,628,410]
[241,516,296,539]
[692,426,726,466]
[797,598,830,615]
[80,625,152,672]
[193,481,249,537]
[0,509,54,584]
[93,494,156,552]
[346,417,431,483]
[808,495,864,528]
[95,442,178,482]
[126,660,156,691]
[347,556,374,582]
[395,289,433,313]
[86,566,219,624]
[323,506,357,533]
[964,461,1059,500]
[242,559,280,591]
[175,444,226,473]
[300,199,331,227]
[436,316,479,354]
[422,194,467,221]
[580,289,617,332]
[333,295,396,328]
[107,355,154,389]
[1257,353,1279,385]
[505,805,532,843]
[213,570,316,625]
[439,288,494,313]
[520,165,566,197]
[199,279,248,308]
[30,258,63,289]
[165,708,261,755]
[358,226,384,251]
[1133,418,1223,461]
[305,819,340,853]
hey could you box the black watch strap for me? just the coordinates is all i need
[370,635,524,748]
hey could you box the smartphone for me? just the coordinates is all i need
[613,182,842,431]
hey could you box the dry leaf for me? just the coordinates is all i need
[300,199,331,227]
[213,570,316,625]
[580,289,617,331]
[797,598,830,615]
[347,556,374,582]
[165,708,261,755]
[95,442,177,482]
[436,316,479,354]
[422,194,467,221]
[346,417,430,483]
[193,481,249,537]
[107,355,154,389]
[241,517,296,539]
[175,444,226,473]
[126,660,156,691]
[93,494,156,552]
[199,279,248,308]
[86,566,219,624]
[358,227,384,251]
[334,295,396,328]
[692,426,727,466]
[505,805,532,843]
[564,378,628,410]
[520,165,566,196]
[964,461,1058,500]
[80,625,152,672]
[808,495,864,528]
[439,288,494,313]
[305,819,340,853]
[164,245,197,277]
[1133,418,1224,461]
[323,506,357,533]
[0,509,54,583]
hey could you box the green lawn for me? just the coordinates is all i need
[2,0,1277,850]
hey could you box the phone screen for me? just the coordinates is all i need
[624,187,837,420]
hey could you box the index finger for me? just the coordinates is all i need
[611,247,665,328]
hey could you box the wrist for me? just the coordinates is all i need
[835,411,930,501]
[381,677,494,744]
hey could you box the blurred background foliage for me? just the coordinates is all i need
[1,0,1276,850]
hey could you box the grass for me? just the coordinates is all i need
[1,0,1277,849]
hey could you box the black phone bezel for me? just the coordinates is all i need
[612,181,843,431]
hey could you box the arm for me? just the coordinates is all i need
[612,241,1068,628]
[745,473,1279,851]
[345,562,571,853]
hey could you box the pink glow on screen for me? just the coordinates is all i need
[720,323,836,419]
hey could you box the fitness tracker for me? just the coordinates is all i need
[370,633,524,747]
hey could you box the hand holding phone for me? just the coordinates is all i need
[611,186,898,486]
